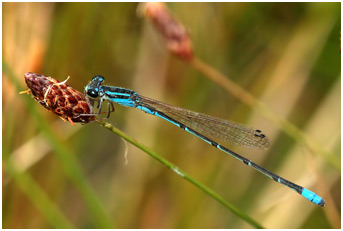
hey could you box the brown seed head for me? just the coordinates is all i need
[22,72,96,124]
[138,2,194,61]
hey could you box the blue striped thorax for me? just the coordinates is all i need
[101,85,137,107]
[85,75,138,108]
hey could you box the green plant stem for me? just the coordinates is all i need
[4,62,115,228]
[189,57,339,169]
[97,120,264,229]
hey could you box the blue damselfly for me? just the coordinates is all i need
[85,75,325,206]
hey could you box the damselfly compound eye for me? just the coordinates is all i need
[87,89,99,98]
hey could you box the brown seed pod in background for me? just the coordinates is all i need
[20,72,96,125]
[138,2,194,61]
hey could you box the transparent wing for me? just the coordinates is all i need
[140,96,270,149]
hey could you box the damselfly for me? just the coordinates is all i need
[85,75,325,206]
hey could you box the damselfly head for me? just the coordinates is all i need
[92,75,105,83]
[85,75,105,99]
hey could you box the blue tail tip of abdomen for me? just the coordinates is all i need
[301,188,325,207]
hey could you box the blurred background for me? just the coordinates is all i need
[2,2,340,228]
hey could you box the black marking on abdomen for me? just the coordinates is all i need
[242,159,250,165]
[211,141,218,147]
